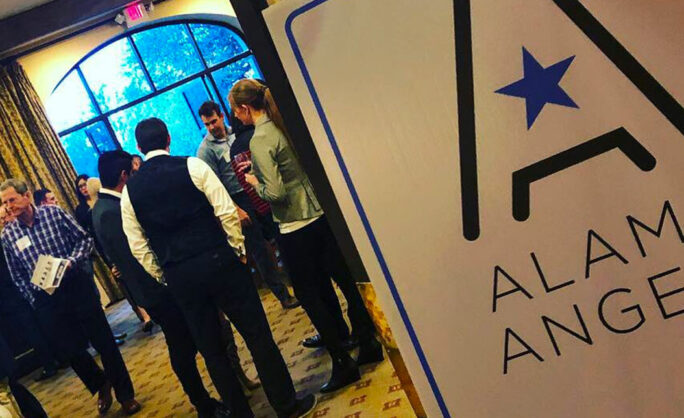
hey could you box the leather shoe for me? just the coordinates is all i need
[35,367,57,382]
[114,332,127,339]
[97,381,113,415]
[320,352,360,393]
[357,337,384,366]
[283,393,317,418]
[302,334,358,351]
[302,334,324,348]
[121,399,141,415]
[198,399,231,418]
[281,296,301,310]
[115,338,125,346]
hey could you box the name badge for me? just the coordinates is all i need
[16,236,32,251]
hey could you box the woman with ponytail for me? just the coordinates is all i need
[229,79,383,394]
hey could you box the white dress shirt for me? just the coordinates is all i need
[99,188,122,199]
[120,149,245,281]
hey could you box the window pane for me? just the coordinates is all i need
[46,71,98,132]
[109,78,212,157]
[132,25,204,89]
[80,38,153,112]
[59,121,116,177]
[211,56,262,110]
[189,23,248,67]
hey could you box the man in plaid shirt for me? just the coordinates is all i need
[0,178,141,416]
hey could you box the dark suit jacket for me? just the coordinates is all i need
[91,192,166,308]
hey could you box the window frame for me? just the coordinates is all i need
[50,18,257,154]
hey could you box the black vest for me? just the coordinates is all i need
[126,155,227,267]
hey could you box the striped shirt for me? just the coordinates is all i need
[229,127,271,216]
[1,205,93,305]
[229,150,271,216]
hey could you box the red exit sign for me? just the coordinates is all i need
[124,3,145,22]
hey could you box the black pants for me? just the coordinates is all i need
[254,211,280,243]
[0,333,46,418]
[217,313,243,371]
[0,300,59,370]
[145,292,216,415]
[165,246,297,418]
[32,268,134,403]
[231,192,289,302]
[278,216,376,355]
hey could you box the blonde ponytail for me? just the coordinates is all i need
[261,85,291,142]
[229,79,289,139]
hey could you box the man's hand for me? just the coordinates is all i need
[244,173,259,187]
[237,207,252,227]
[235,161,252,174]
[111,265,121,279]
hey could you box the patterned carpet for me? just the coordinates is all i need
[20,288,416,418]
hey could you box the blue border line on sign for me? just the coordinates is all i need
[284,1,451,416]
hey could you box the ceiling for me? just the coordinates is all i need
[0,0,56,20]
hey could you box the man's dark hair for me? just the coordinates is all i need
[198,101,222,118]
[135,118,169,154]
[33,188,51,205]
[131,155,142,162]
[98,150,133,188]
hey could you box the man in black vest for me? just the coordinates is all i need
[91,150,231,418]
[120,118,315,418]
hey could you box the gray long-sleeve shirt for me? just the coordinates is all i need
[196,132,244,196]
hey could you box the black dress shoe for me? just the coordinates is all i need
[98,381,113,415]
[320,352,360,393]
[35,367,57,382]
[211,404,231,418]
[114,332,127,339]
[281,296,301,310]
[115,338,125,346]
[302,334,324,348]
[357,337,384,366]
[303,334,358,351]
[121,399,141,415]
[281,393,317,418]
[198,398,230,418]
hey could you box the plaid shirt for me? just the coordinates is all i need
[0,205,93,305]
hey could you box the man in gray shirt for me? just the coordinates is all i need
[197,101,299,310]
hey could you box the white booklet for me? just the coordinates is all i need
[30,255,69,295]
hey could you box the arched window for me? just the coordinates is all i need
[46,20,262,177]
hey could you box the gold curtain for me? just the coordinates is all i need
[0,62,122,302]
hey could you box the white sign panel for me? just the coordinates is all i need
[264,1,684,416]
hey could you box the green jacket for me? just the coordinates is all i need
[250,117,323,223]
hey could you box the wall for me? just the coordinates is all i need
[19,0,236,103]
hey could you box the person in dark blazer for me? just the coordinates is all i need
[91,150,231,418]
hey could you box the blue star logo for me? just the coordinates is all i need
[496,47,579,129]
